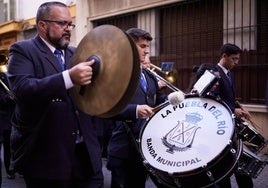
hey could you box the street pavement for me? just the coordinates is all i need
[1,158,268,188]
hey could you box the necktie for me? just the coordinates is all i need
[54,49,65,70]
[140,72,147,92]
[227,71,232,85]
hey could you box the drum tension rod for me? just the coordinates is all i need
[173,178,182,188]
[206,170,215,181]
[202,165,216,186]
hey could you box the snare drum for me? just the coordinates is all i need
[237,146,267,178]
[235,118,266,153]
[139,96,243,188]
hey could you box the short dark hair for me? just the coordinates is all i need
[196,63,218,78]
[220,43,242,56]
[188,63,219,92]
[36,1,67,24]
[192,65,200,73]
[126,28,152,42]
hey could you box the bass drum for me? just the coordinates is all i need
[139,96,243,188]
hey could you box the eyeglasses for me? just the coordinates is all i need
[42,20,75,29]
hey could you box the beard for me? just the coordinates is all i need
[46,29,70,50]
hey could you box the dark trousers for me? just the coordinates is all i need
[108,153,148,188]
[0,144,2,186]
[234,172,253,188]
[24,142,103,188]
[0,129,13,186]
[3,129,13,175]
[217,172,253,188]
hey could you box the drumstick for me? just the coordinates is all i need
[152,91,185,112]
[152,101,169,112]
[235,100,261,130]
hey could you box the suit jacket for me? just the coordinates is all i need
[0,72,15,140]
[7,35,102,179]
[108,68,166,159]
[215,65,236,112]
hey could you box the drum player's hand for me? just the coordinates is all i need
[69,60,95,85]
[235,108,252,120]
[137,105,154,119]
[190,88,197,94]
[158,80,167,89]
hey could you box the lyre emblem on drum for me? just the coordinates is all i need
[162,112,203,154]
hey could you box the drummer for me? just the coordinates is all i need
[142,54,167,90]
[190,45,253,188]
[106,28,167,188]
[214,43,253,188]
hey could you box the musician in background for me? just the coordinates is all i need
[215,43,251,120]
[0,71,15,184]
[188,62,251,188]
[214,43,253,188]
[107,28,167,188]
[142,54,167,90]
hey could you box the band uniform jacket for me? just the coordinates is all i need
[215,65,237,112]
[7,35,102,179]
[0,72,15,141]
[108,68,167,159]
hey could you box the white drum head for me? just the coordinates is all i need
[140,97,235,174]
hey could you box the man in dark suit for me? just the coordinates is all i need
[0,71,15,184]
[215,43,253,188]
[7,2,103,188]
[216,43,251,119]
[107,28,167,188]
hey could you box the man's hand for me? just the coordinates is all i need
[137,104,154,119]
[68,60,95,85]
[235,108,252,120]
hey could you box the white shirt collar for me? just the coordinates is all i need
[40,36,64,55]
[217,63,229,75]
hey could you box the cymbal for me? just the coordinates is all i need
[0,49,9,73]
[70,25,140,118]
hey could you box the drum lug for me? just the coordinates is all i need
[215,95,222,102]
[231,114,236,119]
[206,171,215,182]
[201,165,216,184]
[173,178,182,188]
[228,139,237,155]
[230,148,237,154]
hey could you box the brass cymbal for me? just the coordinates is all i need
[70,25,140,118]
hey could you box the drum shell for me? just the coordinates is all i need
[237,147,267,178]
[235,118,266,153]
